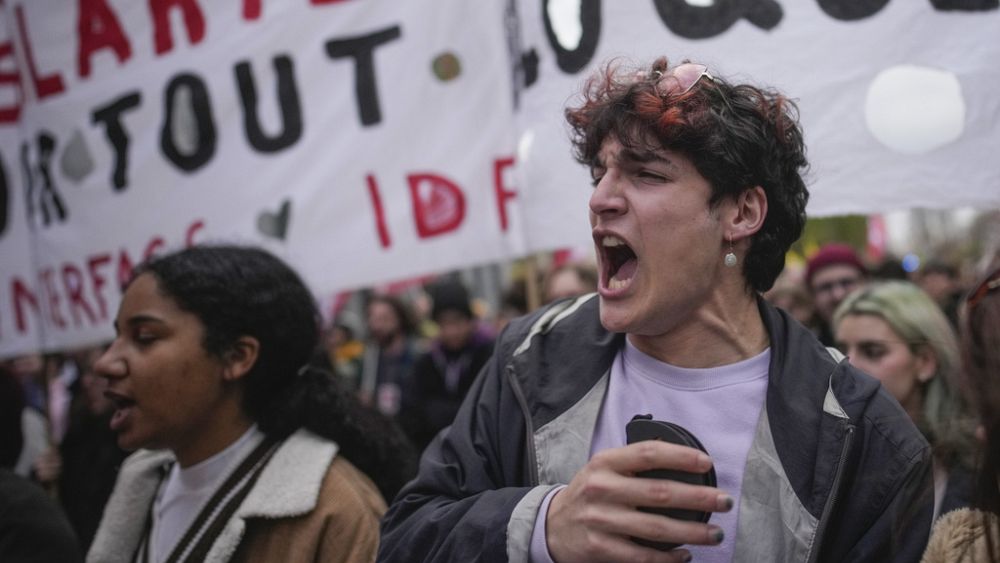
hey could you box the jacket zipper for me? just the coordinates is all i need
[507,364,538,486]
[806,423,855,563]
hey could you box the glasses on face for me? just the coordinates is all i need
[813,276,861,296]
[967,268,1000,310]
[653,63,714,98]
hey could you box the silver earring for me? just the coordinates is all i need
[724,236,738,268]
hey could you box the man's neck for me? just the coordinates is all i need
[628,294,769,368]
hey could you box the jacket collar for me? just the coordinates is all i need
[87,429,337,563]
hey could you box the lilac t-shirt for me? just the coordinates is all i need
[530,339,770,562]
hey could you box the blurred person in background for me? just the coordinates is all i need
[1,354,49,480]
[401,279,495,452]
[542,262,599,304]
[806,243,869,346]
[88,245,415,563]
[313,313,366,392]
[359,294,424,418]
[39,344,128,552]
[870,255,910,282]
[0,367,83,563]
[765,283,820,334]
[494,277,529,333]
[917,259,964,329]
[834,281,978,520]
[923,267,1000,562]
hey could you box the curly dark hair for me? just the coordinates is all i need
[565,56,810,292]
[132,245,416,501]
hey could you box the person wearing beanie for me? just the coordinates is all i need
[400,279,494,453]
[806,243,868,345]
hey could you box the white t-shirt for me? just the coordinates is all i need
[149,425,265,563]
[531,341,770,563]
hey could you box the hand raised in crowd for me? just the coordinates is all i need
[32,446,62,485]
[546,440,731,563]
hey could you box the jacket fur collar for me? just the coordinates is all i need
[87,429,337,563]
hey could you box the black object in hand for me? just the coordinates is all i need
[625,414,717,551]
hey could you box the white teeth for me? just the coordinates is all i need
[602,236,625,247]
[608,277,628,290]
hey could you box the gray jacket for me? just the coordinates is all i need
[379,295,933,562]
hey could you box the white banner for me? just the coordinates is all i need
[1,0,998,358]
[0,0,523,357]
[514,0,1000,253]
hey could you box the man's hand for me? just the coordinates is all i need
[546,440,732,562]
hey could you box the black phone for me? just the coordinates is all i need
[625,414,716,551]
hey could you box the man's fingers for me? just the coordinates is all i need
[623,476,732,513]
[576,503,726,548]
[578,455,731,513]
[591,440,714,475]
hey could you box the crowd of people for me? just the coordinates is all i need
[2,55,999,563]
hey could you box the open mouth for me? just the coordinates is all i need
[105,391,136,431]
[599,235,638,291]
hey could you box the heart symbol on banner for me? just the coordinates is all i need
[61,128,95,183]
[257,199,291,240]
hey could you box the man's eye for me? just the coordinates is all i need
[637,170,667,182]
[590,169,605,187]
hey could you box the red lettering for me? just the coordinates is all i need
[408,173,466,239]
[117,249,135,290]
[366,174,391,249]
[62,264,97,327]
[78,0,132,78]
[16,5,65,99]
[143,237,165,260]
[149,0,206,55]
[185,219,205,246]
[13,277,39,334]
[243,0,261,20]
[88,253,112,320]
[0,41,23,123]
[40,269,66,328]
[493,157,517,232]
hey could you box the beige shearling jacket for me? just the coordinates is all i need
[922,508,1000,563]
[87,429,385,563]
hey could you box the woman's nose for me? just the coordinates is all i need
[93,342,125,379]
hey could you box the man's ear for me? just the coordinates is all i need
[222,336,260,382]
[728,186,767,242]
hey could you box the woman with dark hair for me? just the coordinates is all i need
[87,245,416,563]
[923,267,1000,562]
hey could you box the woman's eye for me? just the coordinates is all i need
[133,331,157,345]
[859,345,885,360]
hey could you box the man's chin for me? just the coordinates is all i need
[598,301,633,334]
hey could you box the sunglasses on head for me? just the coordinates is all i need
[652,62,714,98]
[967,267,1000,310]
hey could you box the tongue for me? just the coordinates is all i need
[110,407,130,431]
[613,258,638,281]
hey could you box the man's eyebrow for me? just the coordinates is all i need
[619,147,679,171]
